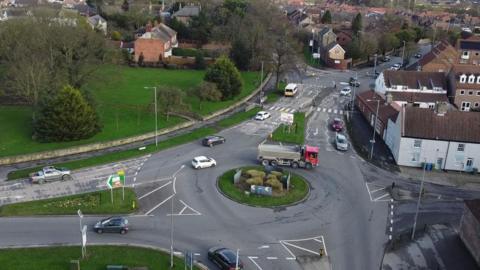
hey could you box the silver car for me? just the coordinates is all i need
[335,133,348,151]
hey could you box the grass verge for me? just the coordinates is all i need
[271,112,305,145]
[218,167,309,207]
[0,188,137,216]
[0,245,200,270]
[8,107,260,181]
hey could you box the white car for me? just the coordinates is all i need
[340,87,351,96]
[255,111,271,121]
[391,63,401,70]
[335,133,349,151]
[192,156,217,169]
[29,166,72,184]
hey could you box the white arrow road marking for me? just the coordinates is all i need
[248,256,263,270]
[138,181,172,200]
[144,194,174,216]
[258,245,270,249]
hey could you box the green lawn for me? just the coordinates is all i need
[0,65,259,157]
[218,167,309,207]
[8,107,259,181]
[0,246,200,270]
[0,188,137,216]
[271,112,305,145]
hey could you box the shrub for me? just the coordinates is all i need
[111,31,122,41]
[266,177,283,191]
[270,171,283,177]
[246,170,266,179]
[246,177,264,186]
[204,56,243,100]
[172,47,199,57]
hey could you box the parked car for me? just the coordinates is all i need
[335,133,349,151]
[340,87,351,96]
[192,156,216,169]
[255,111,271,121]
[202,135,226,147]
[331,118,344,132]
[208,246,244,270]
[381,56,391,62]
[349,77,360,87]
[94,216,129,234]
[391,63,401,70]
[414,53,422,58]
[29,166,72,184]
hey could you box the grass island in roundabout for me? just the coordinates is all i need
[217,166,310,207]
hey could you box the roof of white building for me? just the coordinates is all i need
[389,92,449,103]
[403,107,480,143]
[383,70,447,90]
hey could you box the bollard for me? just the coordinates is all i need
[319,248,324,257]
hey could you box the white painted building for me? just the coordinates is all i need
[385,105,480,172]
[375,70,447,94]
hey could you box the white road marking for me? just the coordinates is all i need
[266,257,278,260]
[340,110,344,114]
[282,241,319,255]
[333,109,338,114]
[167,199,202,216]
[320,235,328,256]
[248,256,263,270]
[144,194,174,215]
[370,187,386,193]
[0,195,24,200]
[365,182,373,201]
[138,181,172,200]
[258,245,270,249]
[317,107,321,112]
[327,109,332,113]
[174,251,182,255]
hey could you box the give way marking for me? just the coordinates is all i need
[365,182,392,202]
[279,235,327,260]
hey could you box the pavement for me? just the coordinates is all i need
[382,224,479,270]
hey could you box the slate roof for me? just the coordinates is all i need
[459,40,480,51]
[389,92,449,103]
[87,14,105,25]
[141,23,176,42]
[383,70,447,90]
[172,5,199,17]
[465,199,480,222]
[356,90,400,124]
[403,107,480,143]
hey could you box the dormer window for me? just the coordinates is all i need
[469,74,476,84]
[460,74,467,83]
[462,51,470,60]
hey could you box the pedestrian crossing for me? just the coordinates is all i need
[268,106,297,113]
[315,107,346,115]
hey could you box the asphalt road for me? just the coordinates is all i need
[1,51,475,270]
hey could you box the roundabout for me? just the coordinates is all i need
[217,166,310,208]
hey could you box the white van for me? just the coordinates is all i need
[284,83,298,97]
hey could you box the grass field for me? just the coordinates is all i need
[8,108,260,181]
[0,65,259,157]
[218,167,309,207]
[0,188,137,216]
[271,112,305,145]
[0,246,200,270]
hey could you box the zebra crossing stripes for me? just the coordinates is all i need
[268,106,296,113]
[316,107,345,115]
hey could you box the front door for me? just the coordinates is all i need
[461,101,471,111]
[466,158,474,172]
[436,158,443,170]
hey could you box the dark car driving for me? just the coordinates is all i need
[208,247,243,270]
[331,118,344,132]
[94,216,129,234]
[202,135,226,147]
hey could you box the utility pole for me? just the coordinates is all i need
[170,192,175,268]
[411,161,427,240]
[235,249,240,270]
[367,99,380,160]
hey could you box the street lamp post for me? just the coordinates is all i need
[401,40,406,68]
[144,86,158,147]
[170,164,185,269]
[311,29,315,54]
[350,71,358,106]
[411,160,427,240]
[366,99,380,160]
[373,54,377,75]
[235,249,240,270]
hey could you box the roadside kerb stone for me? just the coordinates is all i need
[0,73,271,166]
[0,242,208,270]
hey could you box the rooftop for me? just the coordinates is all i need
[388,92,449,103]
[357,90,400,124]
[172,5,200,17]
[383,70,447,90]
[403,107,480,143]
[459,40,480,51]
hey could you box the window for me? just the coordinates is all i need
[414,140,422,148]
[411,152,420,162]
[460,90,465,95]
[460,74,467,83]
[469,91,474,95]
[477,91,480,96]
[469,75,476,84]
[458,143,465,152]
[461,102,471,111]
[475,102,479,108]
[477,76,480,84]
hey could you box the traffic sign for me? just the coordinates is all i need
[107,172,125,189]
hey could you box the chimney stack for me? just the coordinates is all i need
[385,92,393,104]
[435,101,448,116]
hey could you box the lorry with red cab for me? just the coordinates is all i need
[257,141,319,169]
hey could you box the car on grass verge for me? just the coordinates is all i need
[340,87,351,96]
[202,135,226,147]
[255,111,271,121]
[331,118,344,132]
[192,156,216,169]
[335,133,349,151]
[29,166,72,184]
[208,246,244,270]
[94,217,129,234]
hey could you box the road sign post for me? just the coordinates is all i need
[117,170,125,201]
[107,172,126,204]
